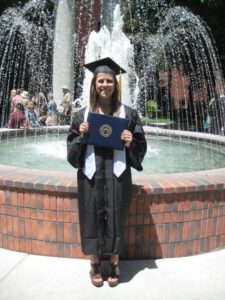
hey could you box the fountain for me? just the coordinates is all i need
[0,0,225,260]
[0,0,55,127]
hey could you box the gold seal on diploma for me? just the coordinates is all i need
[99,124,112,137]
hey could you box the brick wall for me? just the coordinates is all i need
[0,165,225,259]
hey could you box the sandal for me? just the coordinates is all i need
[107,263,120,287]
[90,262,103,287]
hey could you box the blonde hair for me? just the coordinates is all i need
[89,73,121,114]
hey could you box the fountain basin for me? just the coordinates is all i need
[0,127,225,259]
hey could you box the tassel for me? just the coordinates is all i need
[118,69,122,100]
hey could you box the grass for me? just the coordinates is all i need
[141,117,175,125]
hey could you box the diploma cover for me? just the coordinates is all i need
[84,112,129,150]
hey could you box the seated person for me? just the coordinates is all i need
[46,92,58,126]
[25,100,40,127]
[37,93,48,126]
[7,103,29,129]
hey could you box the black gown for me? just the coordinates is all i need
[67,105,147,255]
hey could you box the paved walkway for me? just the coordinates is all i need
[0,248,225,300]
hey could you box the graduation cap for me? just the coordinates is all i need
[84,57,126,98]
[84,57,126,76]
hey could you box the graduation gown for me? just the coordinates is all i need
[67,105,147,255]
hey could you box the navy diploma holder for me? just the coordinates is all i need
[84,112,129,150]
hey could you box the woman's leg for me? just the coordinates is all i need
[108,254,120,287]
[90,254,103,287]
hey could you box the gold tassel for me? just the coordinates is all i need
[118,69,122,100]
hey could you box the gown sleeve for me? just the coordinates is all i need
[67,109,87,169]
[126,108,147,171]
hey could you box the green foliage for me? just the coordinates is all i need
[141,116,175,125]
[146,100,158,117]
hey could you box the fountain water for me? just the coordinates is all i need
[53,0,75,106]
[0,0,54,127]
[121,0,225,133]
[80,4,139,108]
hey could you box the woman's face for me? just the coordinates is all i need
[95,73,115,101]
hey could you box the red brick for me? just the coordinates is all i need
[64,197,71,211]
[18,192,24,207]
[182,222,189,240]
[216,216,223,235]
[50,211,57,221]
[128,227,136,245]
[157,213,164,224]
[37,220,43,240]
[43,210,50,221]
[161,244,169,257]
[12,191,17,206]
[8,235,14,250]
[19,238,26,252]
[24,192,30,207]
[193,240,200,255]
[210,236,217,250]
[31,220,37,238]
[14,237,19,251]
[206,219,213,236]
[170,224,177,242]
[24,208,31,218]
[18,207,25,218]
[0,190,6,204]
[128,246,135,259]
[43,221,50,240]
[18,219,25,237]
[171,212,178,222]
[57,197,64,211]
[129,199,137,214]
[157,225,163,242]
[25,219,31,238]
[43,194,50,210]
[144,225,150,242]
[175,244,182,257]
[71,245,78,258]
[57,223,64,242]
[57,211,64,222]
[7,216,13,234]
[64,223,71,243]
[50,243,57,256]
[30,194,37,208]
[26,240,32,253]
[50,222,57,241]
[13,217,19,237]
[50,195,57,210]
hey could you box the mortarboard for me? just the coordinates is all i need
[84,57,126,76]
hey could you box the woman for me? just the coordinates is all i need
[7,103,28,128]
[67,57,147,287]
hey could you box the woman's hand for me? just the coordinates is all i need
[121,129,133,148]
[79,121,89,136]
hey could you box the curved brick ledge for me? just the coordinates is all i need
[0,127,225,259]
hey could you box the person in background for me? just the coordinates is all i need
[25,100,40,127]
[20,91,30,108]
[59,86,72,125]
[7,103,28,129]
[11,89,22,112]
[46,92,58,126]
[67,57,147,288]
[37,92,48,126]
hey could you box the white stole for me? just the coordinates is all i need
[83,106,126,179]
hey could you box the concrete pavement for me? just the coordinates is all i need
[0,248,225,300]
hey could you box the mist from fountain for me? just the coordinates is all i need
[122,0,225,133]
[80,4,139,108]
[0,0,224,136]
[0,0,55,127]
